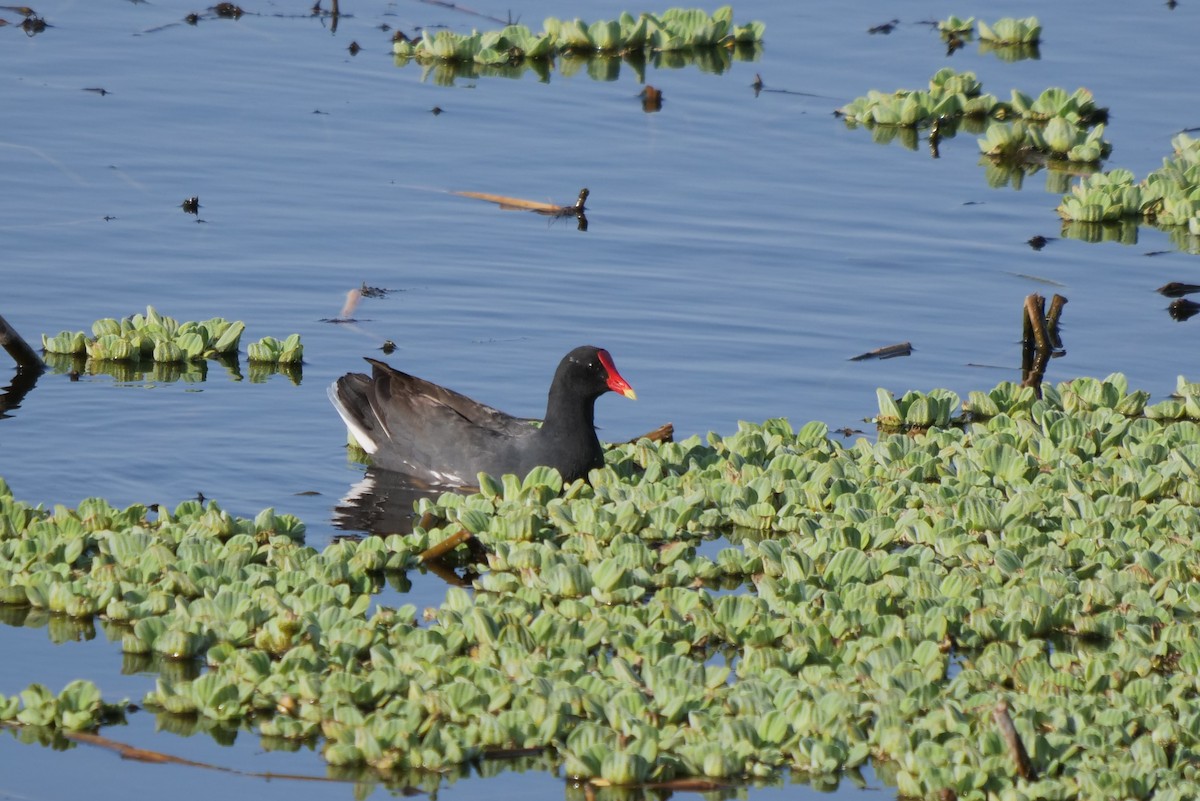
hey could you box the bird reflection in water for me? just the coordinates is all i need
[332,469,484,585]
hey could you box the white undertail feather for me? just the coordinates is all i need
[327,382,379,454]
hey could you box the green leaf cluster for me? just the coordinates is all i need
[393,6,765,67]
[877,373,1160,430]
[936,15,974,36]
[42,305,244,362]
[0,680,126,731]
[40,306,303,378]
[936,16,1039,45]
[246,334,303,365]
[978,118,1111,164]
[838,68,994,128]
[936,16,1043,62]
[1006,86,1104,125]
[840,69,1110,165]
[1059,133,1200,238]
[977,16,1041,45]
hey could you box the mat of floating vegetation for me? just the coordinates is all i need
[392,7,764,84]
[7,373,1200,797]
[838,68,1111,165]
[1059,134,1200,225]
[40,306,304,381]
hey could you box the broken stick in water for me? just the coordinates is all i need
[0,312,44,373]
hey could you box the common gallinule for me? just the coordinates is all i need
[329,346,637,485]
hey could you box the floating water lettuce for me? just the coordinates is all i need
[977,16,1041,45]
[839,69,1110,165]
[40,306,303,371]
[1058,133,1200,248]
[42,307,243,361]
[837,68,994,127]
[935,15,1038,44]
[978,118,1111,163]
[1004,86,1106,126]
[246,334,303,365]
[935,16,1040,62]
[11,373,1200,795]
[393,6,765,71]
[1067,133,1200,229]
[0,680,126,731]
[936,15,974,36]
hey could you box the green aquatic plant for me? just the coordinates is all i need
[246,334,303,365]
[979,118,1111,164]
[1144,132,1200,234]
[974,16,1042,63]
[936,15,974,35]
[0,680,126,731]
[932,16,1037,62]
[840,69,1104,140]
[40,306,302,374]
[838,68,998,129]
[1058,168,1143,223]
[874,387,960,430]
[977,16,1041,45]
[1006,87,1105,125]
[12,373,1200,795]
[878,373,1155,429]
[1059,133,1200,238]
[43,306,244,361]
[840,69,1111,164]
[393,6,765,68]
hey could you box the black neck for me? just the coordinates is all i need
[541,385,598,440]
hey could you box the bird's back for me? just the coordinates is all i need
[329,359,539,484]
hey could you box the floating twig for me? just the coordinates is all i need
[453,187,589,231]
[453,187,586,216]
[627,422,674,444]
[419,529,473,563]
[849,342,912,362]
[1157,281,1200,298]
[61,729,351,783]
[0,312,45,373]
[993,699,1038,781]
